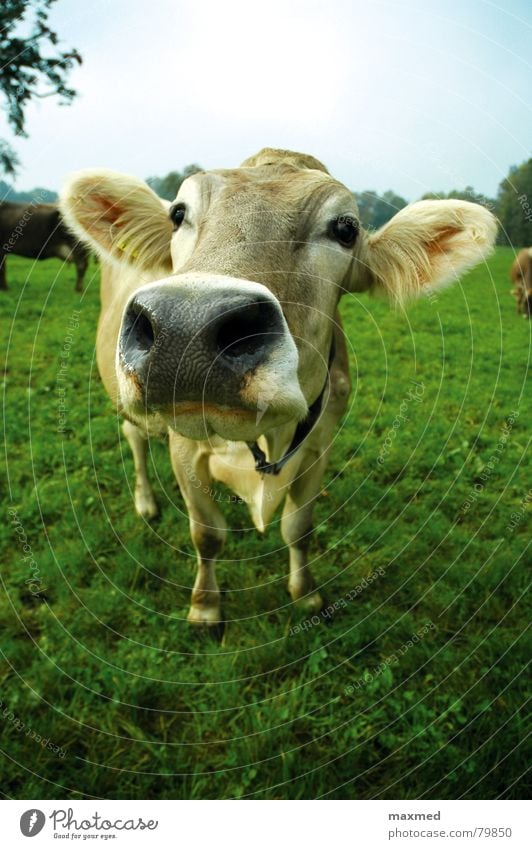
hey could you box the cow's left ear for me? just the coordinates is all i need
[60,169,173,272]
[349,200,497,305]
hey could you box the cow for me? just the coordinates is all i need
[510,248,532,317]
[0,201,89,292]
[60,148,497,633]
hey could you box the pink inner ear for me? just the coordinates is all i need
[425,226,461,260]
[94,195,124,226]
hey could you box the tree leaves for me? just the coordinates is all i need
[0,0,82,174]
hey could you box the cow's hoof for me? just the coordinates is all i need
[135,490,158,520]
[293,590,324,615]
[187,609,225,642]
[193,621,225,642]
[187,605,223,625]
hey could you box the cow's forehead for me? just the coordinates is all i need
[185,165,357,216]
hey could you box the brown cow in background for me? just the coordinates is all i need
[510,248,532,317]
[0,201,89,292]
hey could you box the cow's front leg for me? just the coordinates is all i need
[281,450,328,614]
[0,253,7,290]
[122,419,158,519]
[74,254,88,293]
[169,433,226,629]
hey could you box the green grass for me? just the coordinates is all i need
[1,248,530,799]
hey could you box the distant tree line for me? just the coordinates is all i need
[0,180,57,203]
[495,159,532,246]
[146,165,202,201]
[352,189,408,230]
[3,156,532,247]
[421,186,494,208]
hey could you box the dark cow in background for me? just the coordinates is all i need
[510,248,532,317]
[0,201,89,292]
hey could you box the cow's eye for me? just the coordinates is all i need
[329,215,359,248]
[169,202,186,230]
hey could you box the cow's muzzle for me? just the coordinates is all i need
[117,275,307,439]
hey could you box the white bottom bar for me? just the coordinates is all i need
[1,799,528,848]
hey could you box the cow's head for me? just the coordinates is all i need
[61,148,497,442]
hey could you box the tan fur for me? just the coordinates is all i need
[60,148,497,628]
[510,248,532,316]
[240,147,329,173]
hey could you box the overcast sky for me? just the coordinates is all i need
[3,0,531,200]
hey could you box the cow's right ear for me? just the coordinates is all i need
[60,169,173,272]
[347,199,497,306]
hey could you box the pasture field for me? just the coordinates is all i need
[0,247,529,800]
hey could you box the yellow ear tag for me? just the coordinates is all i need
[117,239,139,258]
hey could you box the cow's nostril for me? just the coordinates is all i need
[121,301,156,370]
[132,308,155,351]
[215,300,278,363]
[217,316,261,358]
